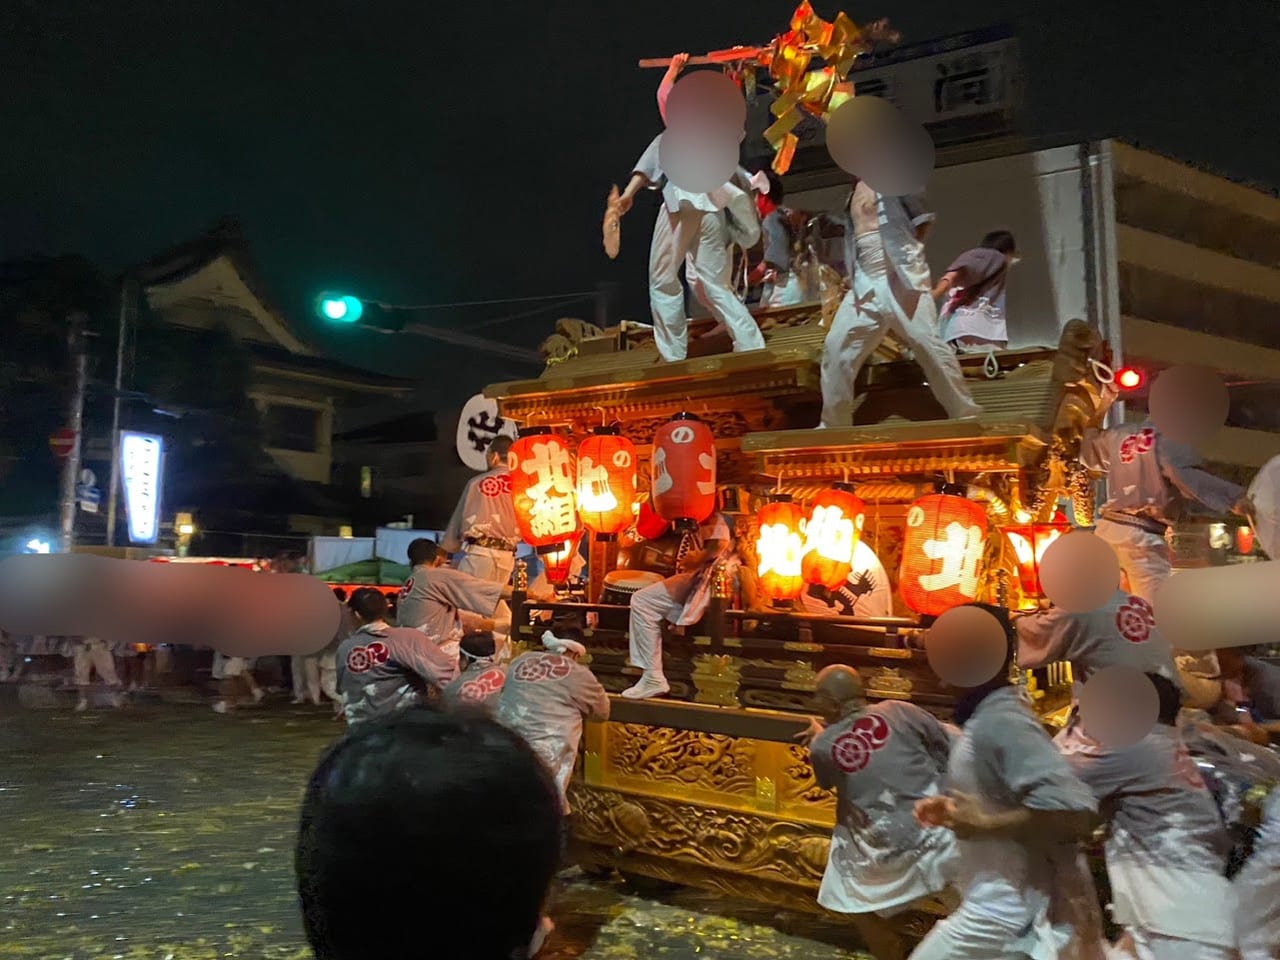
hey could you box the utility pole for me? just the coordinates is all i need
[104,277,136,546]
[58,312,90,553]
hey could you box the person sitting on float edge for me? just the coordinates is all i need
[296,708,564,960]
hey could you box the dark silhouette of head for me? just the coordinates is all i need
[981,229,1017,256]
[296,708,563,960]
[407,538,443,568]
[349,587,389,625]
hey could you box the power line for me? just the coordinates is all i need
[365,290,597,312]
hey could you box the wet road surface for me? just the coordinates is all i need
[1,700,874,959]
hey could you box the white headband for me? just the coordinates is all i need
[748,170,771,195]
[541,630,586,657]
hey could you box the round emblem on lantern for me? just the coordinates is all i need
[907,506,925,527]
[651,413,717,531]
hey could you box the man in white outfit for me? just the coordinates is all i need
[622,511,736,699]
[1235,786,1280,960]
[820,181,983,427]
[614,59,766,363]
[71,636,122,712]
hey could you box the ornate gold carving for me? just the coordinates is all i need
[782,660,818,690]
[583,751,603,785]
[754,777,778,812]
[866,667,914,699]
[605,724,757,795]
[779,743,837,808]
[692,654,743,707]
[868,647,913,660]
[569,786,829,887]
[740,689,814,712]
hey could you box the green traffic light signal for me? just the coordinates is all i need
[317,293,364,324]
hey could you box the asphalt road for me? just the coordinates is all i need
[0,699,874,960]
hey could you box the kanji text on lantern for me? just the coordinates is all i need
[519,440,577,540]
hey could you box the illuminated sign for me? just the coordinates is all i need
[121,432,164,544]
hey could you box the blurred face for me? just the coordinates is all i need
[812,688,842,723]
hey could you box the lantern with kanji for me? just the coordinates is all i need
[508,427,579,553]
[756,494,807,603]
[651,413,716,532]
[541,530,584,586]
[576,426,637,541]
[1002,514,1071,602]
[899,489,990,617]
[801,483,867,590]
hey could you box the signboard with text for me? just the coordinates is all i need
[121,432,164,544]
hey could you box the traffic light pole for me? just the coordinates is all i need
[58,312,90,553]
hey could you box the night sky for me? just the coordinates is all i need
[3,0,1277,406]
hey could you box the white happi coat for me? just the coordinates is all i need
[442,465,521,585]
[335,621,458,726]
[396,564,504,642]
[494,652,610,811]
[1236,787,1280,960]
[810,701,960,915]
[1015,589,1178,695]
[1082,421,1243,605]
[1063,724,1236,955]
[909,687,1102,960]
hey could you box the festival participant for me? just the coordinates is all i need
[396,539,523,649]
[800,539,894,618]
[911,603,1104,960]
[1062,673,1237,960]
[71,635,122,712]
[494,627,610,813]
[1082,418,1251,606]
[747,171,812,308]
[440,630,507,712]
[622,510,738,699]
[1235,786,1280,960]
[799,665,958,960]
[820,180,982,428]
[336,587,457,726]
[1014,588,1178,711]
[442,435,521,589]
[614,59,766,364]
[317,588,356,718]
[295,709,564,960]
[211,651,264,714]
[933,230,1018,354]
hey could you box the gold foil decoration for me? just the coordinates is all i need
[762,2,889,174]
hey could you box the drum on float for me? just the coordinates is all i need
[601,569,664,606]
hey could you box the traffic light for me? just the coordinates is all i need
[1115,366,1145,391]
[316,293,364,324]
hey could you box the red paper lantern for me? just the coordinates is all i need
[635,498,670,542]
[801,484,867,590]
[576,427,637,542]
[1003,517,1071,600]
[541,531,584,586]
[899,492,990,617]
[508,427,579,553]
[651,413,717,531]
[756,495,807,603]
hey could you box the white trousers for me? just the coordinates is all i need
[1106,929,1234,960]
[763,271,808,308]
[1235,834,1280,960]
[73,639,120,688]
[455,546,515,585]
[1093,519,1170,605]
[291,655,323,704]
[649,206,765,362]
[628,580,685,678]
[456,545,513,636]
[820,236,981,428]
